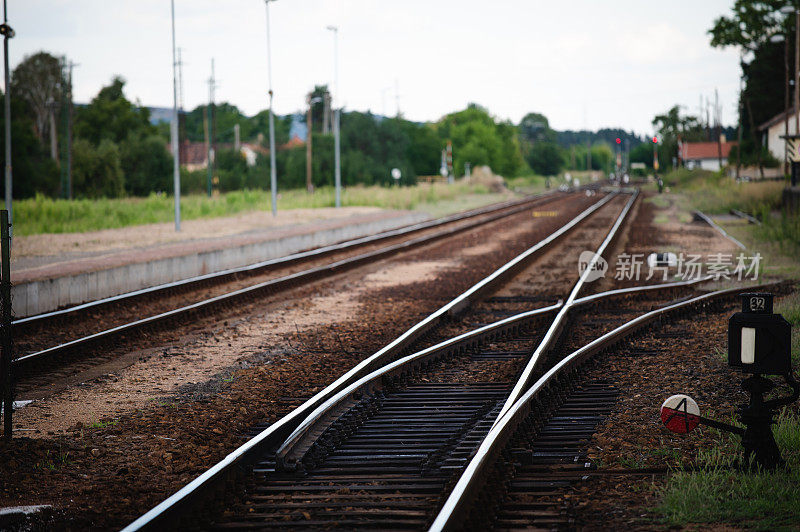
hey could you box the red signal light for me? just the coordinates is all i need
[616,137,621,144]
[653,136,658,143]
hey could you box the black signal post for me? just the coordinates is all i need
[728,293,799,469]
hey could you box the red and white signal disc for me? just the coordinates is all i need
[660,394,700,434]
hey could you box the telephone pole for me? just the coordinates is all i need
[264,0,278,216]
[326,25,341,208]
[795,9,799,149]
[62,59,76,200]
[1,0,14,240]
[306,92,313,193]
[169,0,181,231]
[207,58,217,198]
[177,47,185,166]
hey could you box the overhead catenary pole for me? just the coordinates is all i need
[170,0,181,231]
[796,9,799,146]
[207,58,216,198]
[264,0,278,216]
[0,210,11,440]
[306,92,313,192]
[66,60,75,200]
[1,0,13,242]
[785,32,790,177]
[327,25,341,208]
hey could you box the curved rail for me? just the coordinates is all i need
[274,302,563,470]
[274,275,714,469]
[693,210,746,250]
[493,189,638,425]
[14,192,560,328]
[429,282,779,531]
[122,192,619,531]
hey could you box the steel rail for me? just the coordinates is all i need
[274,302,563,471]
[14,192,560,328]
[492,189,638,425]
[730,209,761,225]
[693,210,747,250]
[274,275,714,469]
[570,275,712,309]
[429,281,780,532]
[13,193,576,368]
[122,192,618,532]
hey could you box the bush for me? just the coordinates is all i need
[72,138,125,198]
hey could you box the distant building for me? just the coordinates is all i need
[678,139,737,171]
[758,107,799,161]
[168,140,288,170]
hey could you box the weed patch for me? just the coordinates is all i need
[656,408,800,528]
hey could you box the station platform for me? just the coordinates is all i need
[11,207,428,318]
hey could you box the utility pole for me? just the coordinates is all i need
[715,88,722,169]
[207,58,216,198]
[177,47,185,166]
[736,49,744,181]
[61,59,76,200]
[394,78,400,118]
[381,86,391,118]
[785,33,790,177]
[795,9,799,155]
[1,0,14,242]
[170,0,181,231]
[264,0,278,216]
[327,25,341,208]
[322,91,330,133]
[306,92,313,193]
[234,123,240,152]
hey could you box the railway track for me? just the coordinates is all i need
[13,191,587,376]
[118,181,781,530]
[121,180,782,529]
[122,190,652,530]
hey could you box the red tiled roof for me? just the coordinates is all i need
[679,141,737,160]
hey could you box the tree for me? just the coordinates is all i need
[120,134,172,195]
[526,142,564,176]
[0,89,60,198]
[709,1,797,156]
[519,112,554,144]
[74,76,155,145]
[11,51,63,159]
[437,104,525,177]
[652,105,704,168]
[72,138,125,198]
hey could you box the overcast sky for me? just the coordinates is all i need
[12,1,741,136]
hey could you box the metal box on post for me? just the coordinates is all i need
[728,293,792,375]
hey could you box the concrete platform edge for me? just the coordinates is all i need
[13,212,428,318]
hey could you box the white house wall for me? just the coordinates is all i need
[766,116,798,160]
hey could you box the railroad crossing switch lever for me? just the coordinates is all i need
[661,293,798,470]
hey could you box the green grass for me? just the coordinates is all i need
[504,174,549,193]
[660,168,799,273]
[776,292,800,366]
[34,448,72,471]
[644,195,670,209]
[660,168,784,215]
[657,409,800,529]
[87,419,118,429]
[14,182,500,236]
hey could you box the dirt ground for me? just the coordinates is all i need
[0,190,771,530]
[1,193,603,530]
